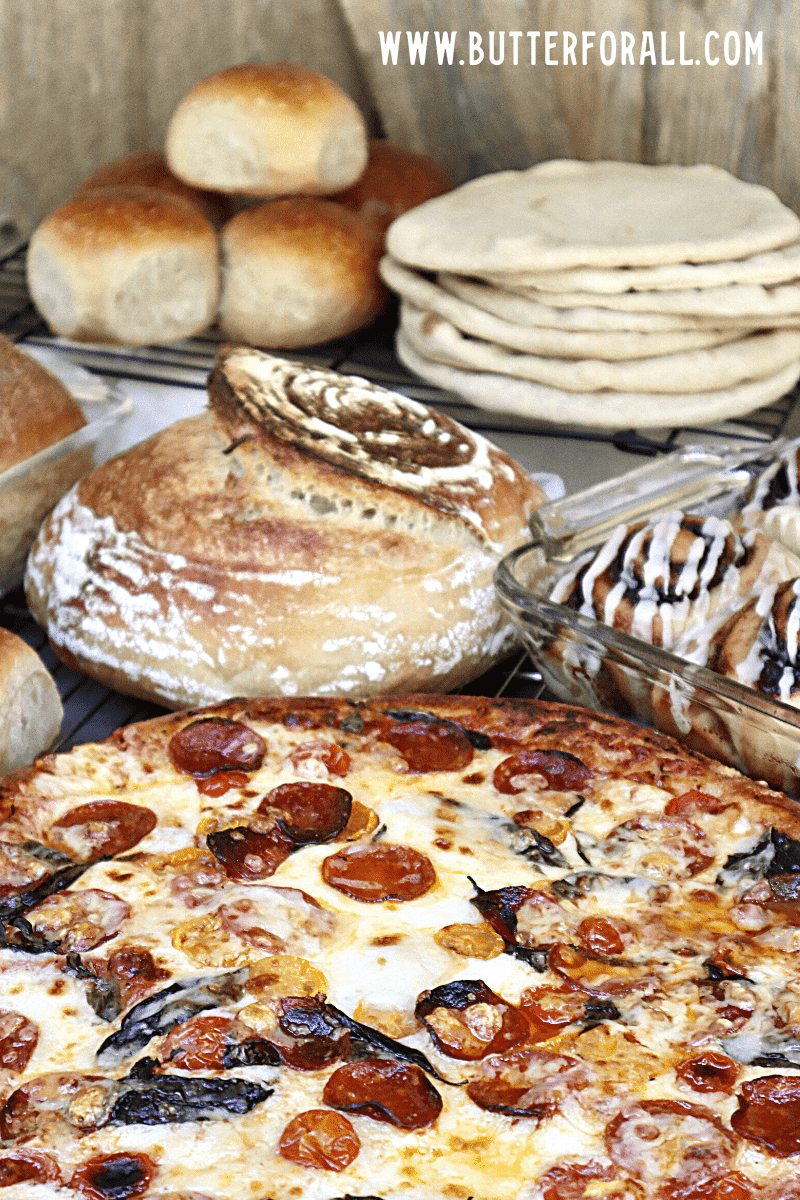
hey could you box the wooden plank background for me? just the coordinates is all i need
[1,0,796,239]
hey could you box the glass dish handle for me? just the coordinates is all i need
[528,441,781,562]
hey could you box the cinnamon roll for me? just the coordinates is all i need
[550,512,794,654]
[709,578,800,704]
[738,439,800,558]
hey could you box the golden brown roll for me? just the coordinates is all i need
[165,62,368,197]
[0,333,86,472]
[26,186,219,346]
[331,140,453,241]
[218,198,388,348]
[0,628,62,772]
[75,150,231,227]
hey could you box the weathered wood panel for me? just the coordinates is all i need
[0,0,370,237]
[1,0,799,241]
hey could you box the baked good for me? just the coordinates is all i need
[0,627,62,771]
[165,62,368,197]
[395,329,800,430]
[332,139,453,240]
[75,150,231,227]
[385,160,800,272]
[549,513,800,652]
[0,334,86,472]
[26,186,219,346]
[0,334,89,590]
[218,197,387,347]
[24,346,544,707]
[1,692,800,1197]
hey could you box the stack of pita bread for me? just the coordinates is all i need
[381,160,800,429]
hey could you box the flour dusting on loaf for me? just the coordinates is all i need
[25,348,544,707]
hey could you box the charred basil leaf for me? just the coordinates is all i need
[382,709,491,750]
[96,968,250,1066]
[702,958,751,983]
[468,879,550,974]
[322,1002,460,1085]
[717,827,800,888]
[108,1072,271,1125]
[0,861,88,926]
[222,1039,282,1069]
[65,953,122,1022]
[0,915,62,956]
[504,944,550,973]
[505,825,570,870]
[582,1000,622,1029]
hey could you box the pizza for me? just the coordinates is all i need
[0,693,799,1200]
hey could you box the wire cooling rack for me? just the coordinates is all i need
[3,239,800,749]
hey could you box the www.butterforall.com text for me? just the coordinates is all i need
[378,30,764,67]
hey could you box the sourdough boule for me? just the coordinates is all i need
[25,346,545,707]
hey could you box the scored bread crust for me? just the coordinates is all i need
[25,348,544,708]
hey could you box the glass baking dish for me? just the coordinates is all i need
[0,351,131,595]
[494,443,800,798]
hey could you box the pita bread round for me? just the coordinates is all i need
[379,257,741,360]
[399,302,800,394]
[436,272,748,334]
[482,239,800,294]
[395,331,800,429]
[386,160,800,272]
[490,278,800,320]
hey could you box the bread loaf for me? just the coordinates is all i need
[25,346,545,708]
[332,140,453,240]
[165,62,368,197]
[218,198,387,347]
[26,186,219,346]
[0,333,86,472]
[0,629,62,772]
[75,150,230,227]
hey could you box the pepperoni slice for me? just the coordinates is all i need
[731,1075,800,1156]
[675,1051,739,1094]
[664,790,737,817]
[549,943,656,998]
[466,1045,581,1117]
[102,946,170,1011]
[657,1172,756,1200]
[49,801,157,862]
[576,917,625,956]
[195,770,251,797]
[24,889,130,953]
[379,718,474,772]
[493,749,590,794]
[606,1100,734,1181]
[321,843,436,902]
[415,980,530,1060]
[0,842,56,899]
[290,741,352,777]
[0,1012,38,1073]
[538,1162,627,1200]
[158,1014,237,1071]
[519,986,590,1042]
[168,718,266,776]
[0,1151,60,1188]
[70,1152,156,1199]
[259,782,352,844]
[278,1109,360,1171]
[206,825,293,881]
[322,1059,442,1129]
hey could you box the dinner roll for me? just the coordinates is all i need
[26,186,219,346]
[332,140,453,240]
[0,628,62,773]
[76,150,230,227]
[219,198,387,348]
[165,62,368,197]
